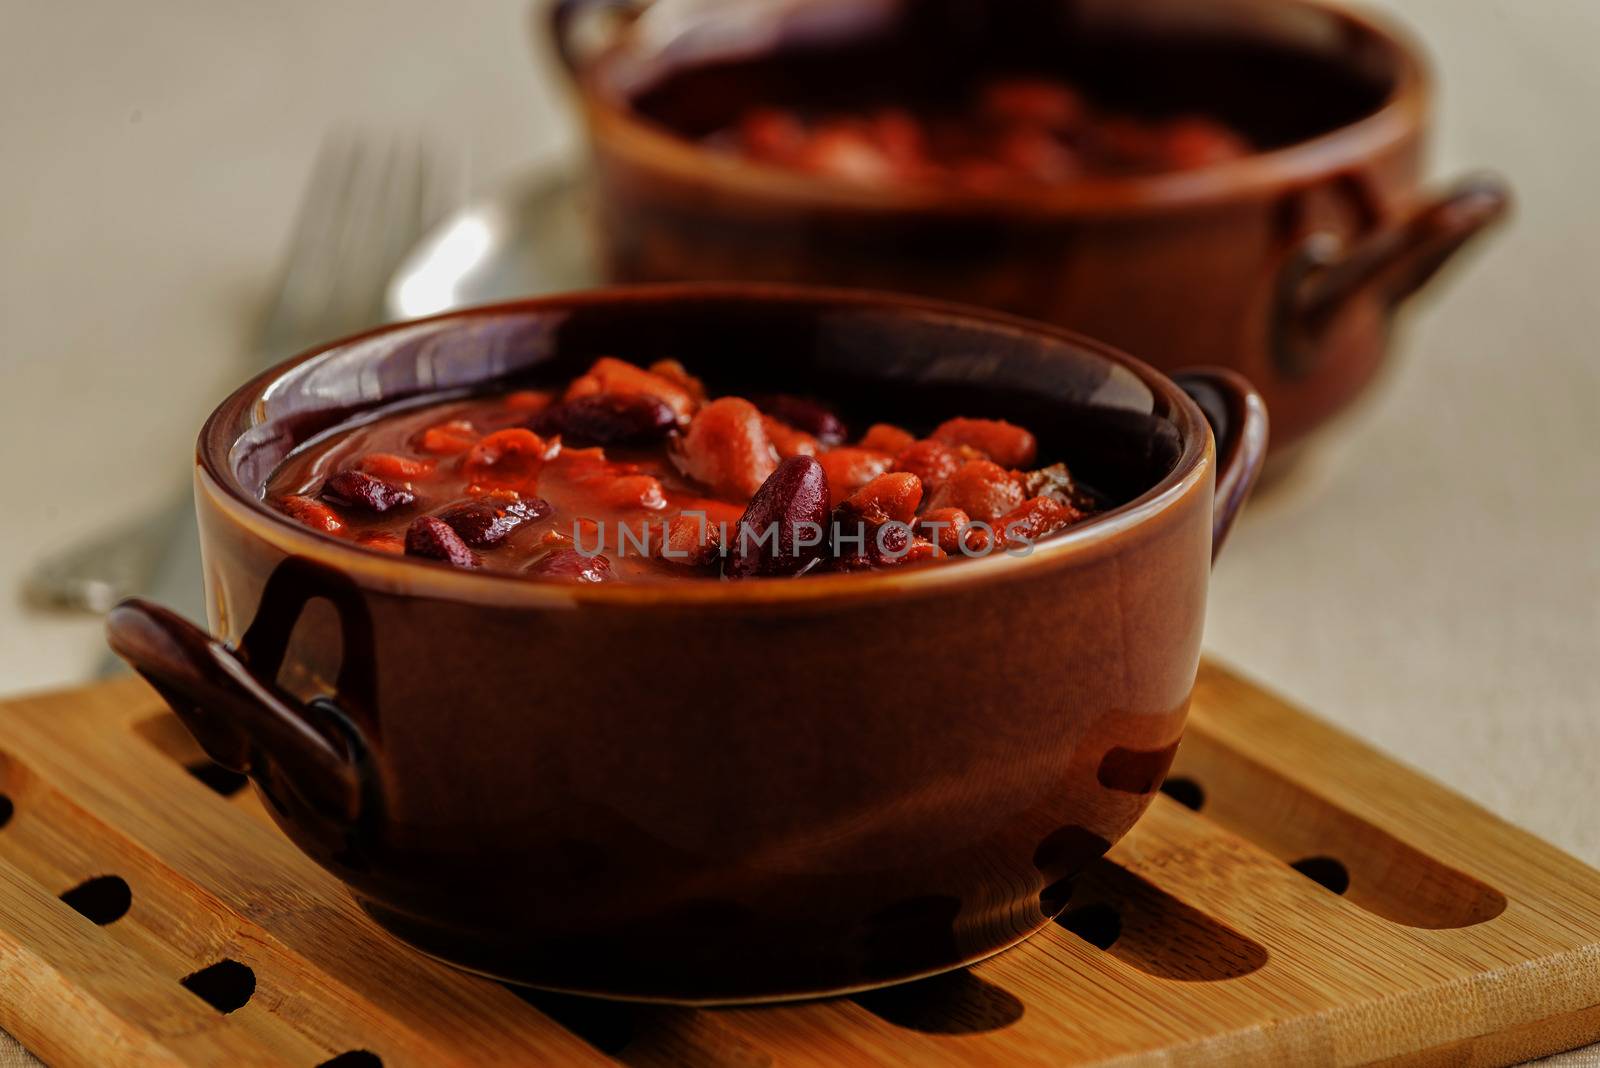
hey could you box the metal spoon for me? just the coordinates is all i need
[384,165,599,320]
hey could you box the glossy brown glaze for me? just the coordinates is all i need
[108,286,1266,1002]
[553,0,1506,462]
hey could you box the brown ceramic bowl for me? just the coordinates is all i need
[552,0,1505,465]
[107,285,1266,1003]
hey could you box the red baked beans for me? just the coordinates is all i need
[707,76,1251,189]
[266,357,1101,582]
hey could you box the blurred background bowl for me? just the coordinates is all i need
[553,0,1509,467]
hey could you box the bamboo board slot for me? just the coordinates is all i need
[0,663,1593,1066]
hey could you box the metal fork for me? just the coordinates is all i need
[25,134,451,614]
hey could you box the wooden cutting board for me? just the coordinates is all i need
[0,661,1595,1067]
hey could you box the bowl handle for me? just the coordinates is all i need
[106,564,375,829]
[1173,369,1269,562]
[548,0,648,77]
[1271,174,1511,379]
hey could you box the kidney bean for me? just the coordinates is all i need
[752,394,848,445]
[762,415,820,459]
[436,496,551,548]
[674,397,778,500]
[417,419,478,455]
[531,392,677,446]
[873,520,912,558]
[892,440,961,495]
[462,429,551,489]
[404,515,479,568]
[932,417,1038,468]
[529,548,613,583]
[924,459,1026,522]
[280,495,344,534]
[356,452,435,480]
[818,447,894,501]
[859,423,916,455]
[322,470,415,514]
[725,456,832,579]
[840,472,923,526]
[566,357,696,425]
[996,496,1081,551]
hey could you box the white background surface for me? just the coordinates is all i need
[2,1,1597,1062]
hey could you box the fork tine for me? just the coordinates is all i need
[423,140,473,244]
[315,135,388,340]
[332,135,430,333]
[411,137,457,291]
[278,133,357,283]
[26,130,449,615]
[257,135,361,355]
[257,132,447,364]
[374,136,431,323]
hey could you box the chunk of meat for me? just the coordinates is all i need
[647,359,708,403]
[859,423,916,455]
[893,440,961,496]
[818,447,894,502]
[762,415,821,459]
[931,417,1038,468]
[673,397,778,500]
[356,453,435,480]
[924,460,1026,522]
[839,472,922,527]
[462,429,552,490]
[417,419,479,456]
[280,495,344,534]
[996,496,1082,551]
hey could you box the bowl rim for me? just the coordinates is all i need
[573,0,1430,217]
[198,283,1215,609]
